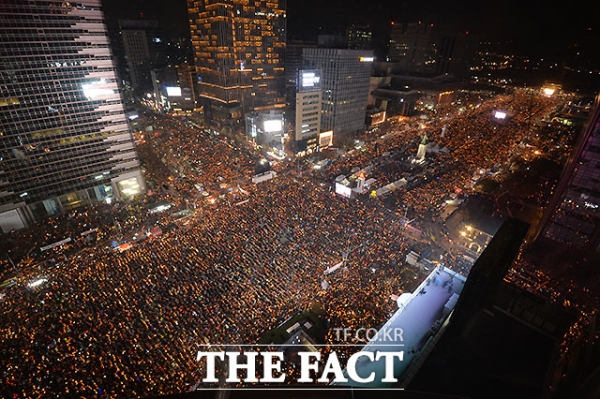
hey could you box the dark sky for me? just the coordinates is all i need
[101,0,600,60]
[289,0,598,52]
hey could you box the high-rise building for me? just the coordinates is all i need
[295,69,322,152]
[118,19,166,94]
[285,41,316,110]
[389,22,437,74]
[0,0,145,233]
[346,25,373,50]
[187,0,286,129]
[303,48,373,143]
[536,93,600,251]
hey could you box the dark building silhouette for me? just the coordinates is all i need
[535,93,600,251]
[118,19,166,94]
[346,25,373,50]
[406,219,578,399]
[389,22,437,74]
[388,22,476,79]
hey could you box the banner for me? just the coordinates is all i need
[40,237,72,252]
[324,261,344,275]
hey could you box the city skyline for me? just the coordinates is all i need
[102,0,600,64]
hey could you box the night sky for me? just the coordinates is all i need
[102,0,600,62]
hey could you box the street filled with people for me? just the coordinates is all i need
[0,88,579,398]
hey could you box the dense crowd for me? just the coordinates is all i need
[0,115,426,397]
[324,88,564,222]
[0,88,571,398]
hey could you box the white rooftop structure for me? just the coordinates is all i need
[334,265,466,387]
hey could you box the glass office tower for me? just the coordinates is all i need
[0,0,145,232]
[302,48,373,141]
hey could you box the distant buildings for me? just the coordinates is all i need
[118,19,166,94]
[346,25,373,51]
[187,0,286,130]
[388,22,477,80]
[0,0,145,232]
[389,22,438,74]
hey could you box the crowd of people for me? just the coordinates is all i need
[0,113,429,397]
[0,88,571,398]
[321,88,567,227]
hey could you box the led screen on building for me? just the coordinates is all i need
[297,69,322,93]
[166,87,182,97]
[319,130,334,147]
[264,119,282,133]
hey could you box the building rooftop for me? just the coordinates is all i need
[335,266,466,387]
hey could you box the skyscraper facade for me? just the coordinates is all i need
[285,41,316,110]
[0,0,145,232]
[389,22,437,73]
[536,93,600,251]
[302,48,373,142]
[346,25,373,50]
[295,69,322,152]
[118,19,166,94]
[187,0,286,128]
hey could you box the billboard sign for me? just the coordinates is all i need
[263,119,282,133]
[319,130,333,148]
[166,87,182,97]
[297,69,321,92]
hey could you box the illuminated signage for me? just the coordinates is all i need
[297,69,321,92]
[319,130,333,147]
[302,72,320,87]
[264,119,282,133]
[360,56,374,62]
[166,87,182,97]
[494,111,507,119]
